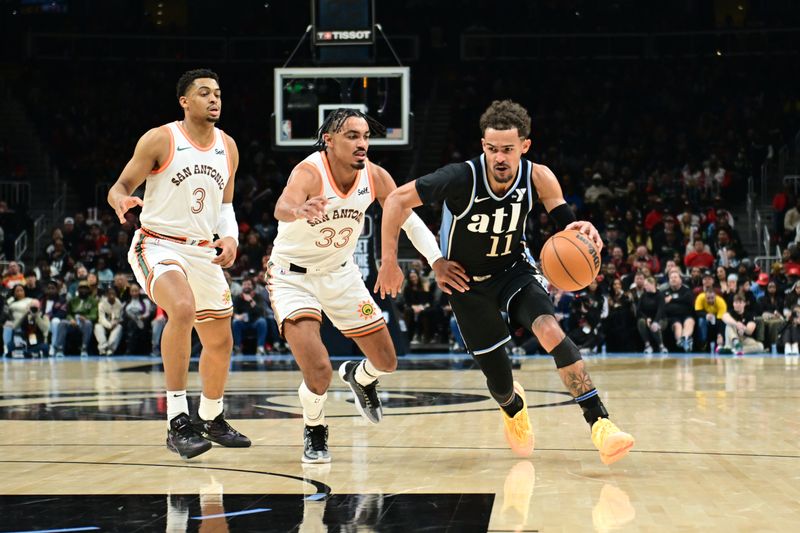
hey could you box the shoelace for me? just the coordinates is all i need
[593,419,615,445]
[307,427,327,451]
[174,417,195,436]
[360,381,379,409]
[210,418,236,435]
[511,412,529,440]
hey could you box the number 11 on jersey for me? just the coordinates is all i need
[487,233,514,257]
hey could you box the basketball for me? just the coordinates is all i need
[539,229,602,291]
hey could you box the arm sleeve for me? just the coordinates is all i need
[216,203,239,245]
[401,212,443,265]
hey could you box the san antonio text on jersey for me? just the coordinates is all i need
[416,154,535,277]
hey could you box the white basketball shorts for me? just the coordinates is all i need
[127,227,233,323]
[265,258,385,337]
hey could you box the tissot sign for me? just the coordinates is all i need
[315,29,373,44]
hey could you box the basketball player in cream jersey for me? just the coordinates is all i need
[107,69,250,460]
[270,109,455,463]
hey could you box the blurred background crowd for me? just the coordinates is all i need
[2,0,800,357]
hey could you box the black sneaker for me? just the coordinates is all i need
[302,424,330,463]
[166,413,212,459]
[192,414,251,448]
[338,360,383,424]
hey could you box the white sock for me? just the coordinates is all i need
[793,343,799,355]
[298,381,327,426]
[354,359,390,387]
[166,390,188,427]
[199,393,223,421]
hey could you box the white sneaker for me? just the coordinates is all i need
[643,344,653,355]
[256,346,266,355]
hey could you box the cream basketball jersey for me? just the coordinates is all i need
[139,121,232,241]
[272,150,375,271]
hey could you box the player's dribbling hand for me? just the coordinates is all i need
[293,196,329,222]
[374,261,405,299]
[566,221,603,252]
[114,196,144,223]
[212,236,238,268]
[431,258,471,295]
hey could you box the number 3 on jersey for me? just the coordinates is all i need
[315,227,353,248]
[192,187,206,214]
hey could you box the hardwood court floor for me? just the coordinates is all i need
[1,354,799,532]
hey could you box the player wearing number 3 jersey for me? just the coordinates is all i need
[270,109,442,463]
[108,69,250,460]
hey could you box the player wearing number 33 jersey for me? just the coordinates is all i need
[269,109,442,463]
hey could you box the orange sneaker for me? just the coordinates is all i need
[591,418,634,465]
[501,381,535,457]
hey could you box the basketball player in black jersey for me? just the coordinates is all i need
[376,100,634,464]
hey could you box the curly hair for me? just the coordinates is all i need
[479,100,531,138]
[313,108,386,150]
[176,68,219,99]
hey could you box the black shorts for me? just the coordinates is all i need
[449,260,555,354]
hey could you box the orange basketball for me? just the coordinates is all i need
[539,229,601,291]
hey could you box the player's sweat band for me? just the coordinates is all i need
[217,203,239,245]
[548,202,576,230]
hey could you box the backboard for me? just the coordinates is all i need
[272,66,411,149]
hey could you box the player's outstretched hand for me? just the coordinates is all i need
[293,195,329,222]
[114,196,143,224]
[431,258,471,295]
[374,261,405,299]
[565,221,603,253]
[212,236,238,268]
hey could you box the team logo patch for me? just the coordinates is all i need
[222,288,232,305]
[358,300,375,320]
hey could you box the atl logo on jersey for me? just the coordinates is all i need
[466,203,523,234]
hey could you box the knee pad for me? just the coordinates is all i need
[550,336,582,368]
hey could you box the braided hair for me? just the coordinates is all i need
[313,108,386,150]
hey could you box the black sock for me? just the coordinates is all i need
[501,393,524,418]
[575,388,609,426]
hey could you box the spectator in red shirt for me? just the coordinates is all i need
[644,202,664,232]
[684,238,715,269]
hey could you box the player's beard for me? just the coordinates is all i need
[206,116,220,123]
[492,167,514,183]
[351,161,366,170]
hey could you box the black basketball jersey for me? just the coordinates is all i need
[416,154,536,277]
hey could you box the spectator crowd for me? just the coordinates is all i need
[3,47,800,357]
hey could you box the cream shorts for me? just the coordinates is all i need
[128,228,233,323]
[266,259,385,337]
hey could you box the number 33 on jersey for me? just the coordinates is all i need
[271,150,374,271]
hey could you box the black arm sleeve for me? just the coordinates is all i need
[415,163,472,215]
[548,203,577,230]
